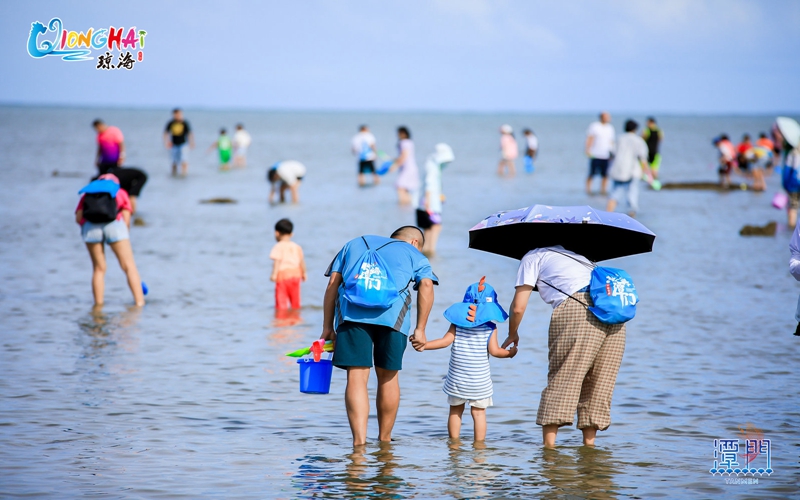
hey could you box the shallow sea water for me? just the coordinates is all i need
[1,106,799,499]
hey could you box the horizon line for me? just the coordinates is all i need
[0,100,797,118]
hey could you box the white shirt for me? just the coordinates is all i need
[516,246,593,309]
[275,160,306,186]
[422,154,444,213]
[791,220,800,280]
[233,129,251,149]
[586,121,615,159]
[526,134,539,150]
[351,131,377,161]
[609,132,649,182]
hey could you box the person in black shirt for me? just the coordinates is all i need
[641,117,663,179]
[163,108,195,176]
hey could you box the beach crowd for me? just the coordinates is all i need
[75,109,800,448]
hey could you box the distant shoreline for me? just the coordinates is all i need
[0,101,795,118]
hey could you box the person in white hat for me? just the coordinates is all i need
[777,117,800,227]
[417,143,455,255]
[498,124,518,177]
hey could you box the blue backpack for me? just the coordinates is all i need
[544,250,638,325]
[342,237,402,308]
[586,266,638,324]
[782,164,800,193]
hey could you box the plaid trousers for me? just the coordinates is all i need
[536,291,626,430]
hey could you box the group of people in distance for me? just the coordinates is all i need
[78,109,257,308]
[208,123,252,170]
[585,112,663,217]
[713,131,776,191]
[496,125,539,177]
[349,125,454,256]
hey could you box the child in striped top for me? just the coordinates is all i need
[411,277,517,441]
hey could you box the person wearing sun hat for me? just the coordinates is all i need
[411,277,517,441]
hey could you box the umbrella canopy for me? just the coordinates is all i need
[468,204,656,262]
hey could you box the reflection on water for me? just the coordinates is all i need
[293,442,408,499]
[1,107,799,498]
[537,446,621,500]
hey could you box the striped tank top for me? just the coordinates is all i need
[442,324,494,400]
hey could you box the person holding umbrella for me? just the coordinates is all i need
[468,204,656,448]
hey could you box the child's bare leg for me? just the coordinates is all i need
[471,406,486,441]
[543,424,558,448]
[581,426,597,446]
[448,404,464,439]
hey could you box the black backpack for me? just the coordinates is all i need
[82,192,118,223]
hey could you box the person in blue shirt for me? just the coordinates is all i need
[321,226,438,446]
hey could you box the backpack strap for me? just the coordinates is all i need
[361,237,403,252]
[376,240,402,251]
[540,280,590,308]
[547,248,596,270]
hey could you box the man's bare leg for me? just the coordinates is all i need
[581,426,597,446]
[375,367,400,442]
[543,424,558,448]
[345,367,371,446]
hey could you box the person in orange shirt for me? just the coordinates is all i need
[756,132,774,151]
[270,218,307,310]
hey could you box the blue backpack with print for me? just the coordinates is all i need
[586,267,638,324]
[342,237,402,308]
[544,250,638,325]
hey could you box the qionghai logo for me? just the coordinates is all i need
[27,18,146,70]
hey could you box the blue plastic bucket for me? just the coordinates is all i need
[297,357,333,394]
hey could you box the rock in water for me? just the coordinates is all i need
[200,198,237,204]
[133,217,146,226]
[739,221,777,236]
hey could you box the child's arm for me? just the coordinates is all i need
[205,141,218,154]
[488,329,517,359]
[300,255,307,281]
[413,324,456,352]
[269,259,279,282]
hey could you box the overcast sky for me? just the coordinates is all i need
[2,0,799,113]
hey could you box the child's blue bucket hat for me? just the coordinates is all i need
[443,277,508,329]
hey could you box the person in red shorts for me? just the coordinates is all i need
[269,218,307,310]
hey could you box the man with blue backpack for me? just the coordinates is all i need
[502,245,631,448]
[321,226,438,446]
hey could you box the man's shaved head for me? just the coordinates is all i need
[391,226,425,250]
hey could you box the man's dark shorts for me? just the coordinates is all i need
[359,160,375,174]
[333,321,407,371]
[95,164,148,197]
[588,158,610,178]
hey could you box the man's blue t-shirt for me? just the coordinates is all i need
[325,235,438,335]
